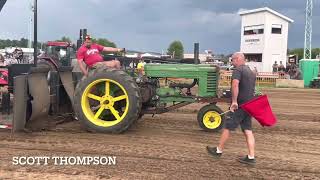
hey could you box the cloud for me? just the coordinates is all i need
[88,0,102,4]
[0,0,315,54]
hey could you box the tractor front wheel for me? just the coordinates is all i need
[197,104,224,132]
[74,68,141,133]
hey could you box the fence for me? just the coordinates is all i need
[219,71,287,87]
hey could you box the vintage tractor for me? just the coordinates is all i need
[1,43,229,133]
[73,55,229,133]
[38,41,75,70]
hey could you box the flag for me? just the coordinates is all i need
[240,95,277,127]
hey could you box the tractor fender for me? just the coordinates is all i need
[37,58,59,71]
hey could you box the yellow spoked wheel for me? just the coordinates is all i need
[197,104,224,132]
[74,69,141,133]
[81,79,129,127]
[202,111,222,130]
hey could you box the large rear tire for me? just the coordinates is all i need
[74,68,141,133]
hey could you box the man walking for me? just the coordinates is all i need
[206,52,257,165]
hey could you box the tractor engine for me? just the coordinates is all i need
[136,77,158,107]
[137,75,199,109]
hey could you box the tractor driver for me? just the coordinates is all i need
[76,35,125,76]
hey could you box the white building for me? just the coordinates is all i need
[239,7,294,72]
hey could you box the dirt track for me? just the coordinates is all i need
[0,88,320,179]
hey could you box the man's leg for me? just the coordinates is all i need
[218,129,230,151]
[207,111,238,157]
[113,60,121,69]
[102,61,119,69]
[238,111,256,165]
[103,60,121,69]
[240,111,254,158]
[244,130,255,158]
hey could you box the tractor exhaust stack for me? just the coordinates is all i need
[194,43,199,64]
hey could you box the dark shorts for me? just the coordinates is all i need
[224,108,252,131]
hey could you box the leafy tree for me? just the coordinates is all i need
[0,38,31,48]
[57,36,72,43]
[288,48,304,59]
[19,38,29,47]
[167,40,184,59]
[93,38,117,48]
[312,48,320,58]
[289,48,320,59]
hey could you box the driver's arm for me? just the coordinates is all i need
[76,48,88,76]
[102,47,123,53]
[77,59,88,76]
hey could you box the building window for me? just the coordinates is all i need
[272,24,282,34]
[245,54,262,62]
[244,25,264,35]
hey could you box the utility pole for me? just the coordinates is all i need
[0,0,7,12]
[33,0,37,66]
[304,0,313,59]
[28,0,33,48]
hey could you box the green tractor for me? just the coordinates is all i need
[73,53,229,133]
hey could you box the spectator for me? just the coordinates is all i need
[285,63,292,73]
[0,54,5,66]
[13,47,23,63]
[272,61,278,73]
[291,68,302,80]
[288,64,297,79]
[136,53,146,76]
[278,61,285,72]
[278,61,286,77]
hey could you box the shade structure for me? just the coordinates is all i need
[240,95,277,127]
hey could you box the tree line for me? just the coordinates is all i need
[0,36,117,49]
[0,37,185,59]
[5,37,318,60]
[288,48,320,59]
[0,38,29,49]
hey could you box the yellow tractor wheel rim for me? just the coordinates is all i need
[203,111,222,129]
[81,79,129,127]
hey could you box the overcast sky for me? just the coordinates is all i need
[0,0,320,54]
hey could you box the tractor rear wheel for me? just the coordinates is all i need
[37,60,57,71]
[197,104,224,132]
[74,68,141,133]
[37,60,57,82]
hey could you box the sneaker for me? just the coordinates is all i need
[206,146,222,158]
[238,155,256,166]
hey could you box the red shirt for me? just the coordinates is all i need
[77,44,104,67]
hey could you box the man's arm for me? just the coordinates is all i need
[230,79,239,112]
[77,59,88,76]
[102,47,123,53]
[76,48,88,76]
[231,79,239,103]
